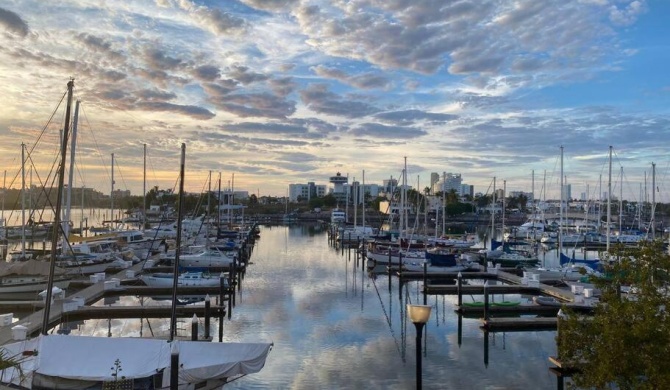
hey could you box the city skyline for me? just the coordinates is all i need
[1,1,669,202]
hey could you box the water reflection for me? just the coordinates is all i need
[58,224,561,389]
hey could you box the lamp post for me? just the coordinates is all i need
[407,304,432,390]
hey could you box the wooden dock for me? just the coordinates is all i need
[480,317,557,332]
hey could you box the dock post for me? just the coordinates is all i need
[218,312,224,342]
[483,330,489,368]
[204,295,211,340]
[398,251,403,297]
[423,261,428,305]
[457,314,462,347]
[483,253,488,272]
[483,281,489,321]
[170,342,179,390]
[191,314,198,341]
[457,272,462,307]
[388,250,392,292]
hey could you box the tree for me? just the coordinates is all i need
[558,240,670,389]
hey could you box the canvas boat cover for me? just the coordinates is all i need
[0,334,272,389]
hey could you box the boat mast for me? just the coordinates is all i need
[362,170,366,231]
[651,162,656,240]
[110,153,115,229]
[1,170,5,237]
[560,146,564,255]
[42,79,74,335]
[353,176,357,229]
[607,146,612,252]
[619,167,623,234]
[21,143,26,258]
[502,180,506,241]
[170,143,186,341]
[491,177,496,243]
[64,100,80,242]
[217,172,222,228]
[143,143,147,229]
[442,171,446,238]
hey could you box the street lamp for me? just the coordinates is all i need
[407,304,432,389]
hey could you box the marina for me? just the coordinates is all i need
[0,222,577,389]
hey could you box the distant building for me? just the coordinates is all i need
[329,172,348,203]
[112,189,131,199]
[289,183,327,202]
[346,182,381,204]
[430,172,440,194]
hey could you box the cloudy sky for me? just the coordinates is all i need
[0,0,668,200]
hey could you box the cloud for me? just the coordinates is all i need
[374,109,458,125]
[142,47,183,70]
[239,0,300,12]
[217,93,296,119]
[349,123,427,139]
[299,84,380,118]
[227,65,269,85]
[268,77,296,97]
[312,65,391,90]
[0,7,29,37]
[73,33,125,62]
[609,1,647,26]
[193,65,221,81]
[136,101,215,119]
[178,1,248,36]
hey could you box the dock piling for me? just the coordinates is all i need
[191,314,198,341]
[170,343,179,390]
[423,261,427,305]
[204,295,211,340]
[483,281,489,321]
[457,272,462,307]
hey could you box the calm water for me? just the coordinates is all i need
[63,223,566,389]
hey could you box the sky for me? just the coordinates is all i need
[0,0,669,201]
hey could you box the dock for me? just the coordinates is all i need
[480,317,558,331]
[0,260,233,345]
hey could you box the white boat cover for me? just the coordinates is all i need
[0,334,272,389]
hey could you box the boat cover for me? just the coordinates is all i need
[0,334,272,388]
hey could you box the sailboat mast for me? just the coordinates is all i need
[353,176,357,229]
[362,170,366,231]
[491,177,496,241]
[607,146,612,252]
[143,143,147,229]
[442,171,446,237]
[64,100,80,241]
[560,146,564,255]
[170,143,186,341]
[651,162,656,240]
[111,153,115,228]
[21,143,26,257]
[619,167,623,234]
[42,79,74,335]
[502,180,506,241]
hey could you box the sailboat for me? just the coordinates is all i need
[0,81,272,389]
